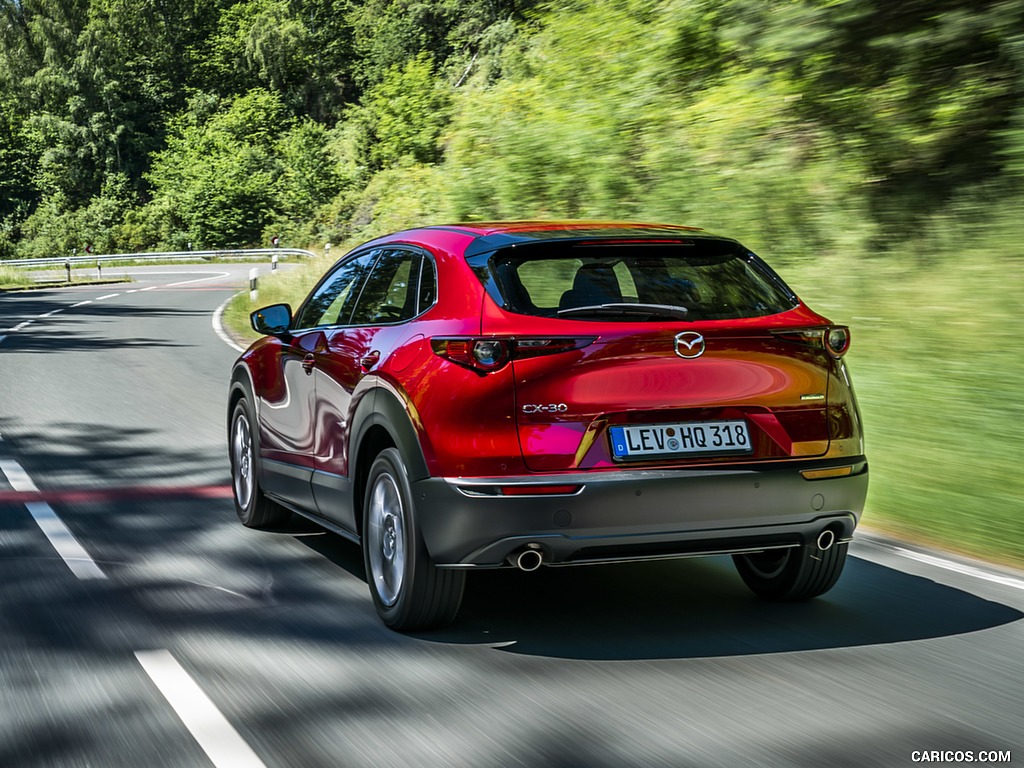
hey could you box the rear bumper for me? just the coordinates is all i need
[413,457,868,567]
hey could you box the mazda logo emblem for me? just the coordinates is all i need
[674,331,705,359]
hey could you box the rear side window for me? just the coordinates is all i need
[349,249,434,325]
[472,240,797,321]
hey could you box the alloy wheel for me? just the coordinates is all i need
[367,472,406,607]
[232,412,254,510]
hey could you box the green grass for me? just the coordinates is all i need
[223,253,338,346]
[223,246,1024,568]
[779,253,1024,568]
[0,264,35,290]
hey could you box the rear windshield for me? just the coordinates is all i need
[468,239,798,321]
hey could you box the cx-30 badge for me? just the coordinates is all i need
[674,331,705,359]
[522,403,568,414]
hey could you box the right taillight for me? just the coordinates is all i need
[771,326,850,358]
[825,326,850,358]
[431,336,595,373]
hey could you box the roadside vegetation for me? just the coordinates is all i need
[3,0,1022,566]
[0,264,33,290]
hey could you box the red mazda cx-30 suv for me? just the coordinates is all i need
[228,222,868,630]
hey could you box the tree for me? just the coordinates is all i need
[144,89,291,248]
[353,53,450,169]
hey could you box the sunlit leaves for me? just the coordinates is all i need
[2,0,1023,259]
[353,53,450,169]
[276,119,345,220]
[143,89,289,248]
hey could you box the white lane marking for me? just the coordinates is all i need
[1,460,105,579]
[12,321,32,331]
[141,286,157,291]
[135,650,268,768]
[212,295,245,353]
[95,293,120,300]
[39,308,64,318]
[165,272,231,288]
[24,502,107,580]
[126,289,138,293]
[895,547,1024,591]
[71,300,93,307]
[0,459,39,492]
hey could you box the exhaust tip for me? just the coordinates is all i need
[816,529,836,552]
[510,548,544,572]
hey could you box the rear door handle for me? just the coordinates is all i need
[302,353,316,374]
[360,352,380,372]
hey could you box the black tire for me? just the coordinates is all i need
[733,539,848,601]
[362,448,465,631]
[229,397,289,529]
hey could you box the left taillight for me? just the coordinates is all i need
[431,336,595,373]
[430,338,510,372]
[771,326,850,359]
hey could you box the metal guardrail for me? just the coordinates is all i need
[2,248,318,268]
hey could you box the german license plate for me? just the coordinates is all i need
[609,420,751,460]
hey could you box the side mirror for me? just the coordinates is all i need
[251,303,292,336]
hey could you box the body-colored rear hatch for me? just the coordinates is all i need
[469,235,835,471]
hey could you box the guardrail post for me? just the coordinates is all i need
[97,260,102,279]
[271,253,278,272]
[65,259,71,283]
[249,268,259,303]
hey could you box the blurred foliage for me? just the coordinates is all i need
[2,0,1024,561]
[781,221,1024,566]
[5,0,1018,257]
[352,53,451,170]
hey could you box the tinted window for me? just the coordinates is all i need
[294,251,378,329]
[475,240,796,321]
[349,249,428,325]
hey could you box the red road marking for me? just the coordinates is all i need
[0,484,233,505]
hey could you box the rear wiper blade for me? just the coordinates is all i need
[557,303,689,319]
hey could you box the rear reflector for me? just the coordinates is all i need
[455,483,583,497]
[499,484,582,496]
[800,466,854,480]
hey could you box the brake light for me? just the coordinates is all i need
[770,326,851,358]
[576,239,696,246]
[825,327,850,358]
[430,338,510,372]
[431,336,595,372]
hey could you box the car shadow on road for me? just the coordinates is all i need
[410,555,1023,660]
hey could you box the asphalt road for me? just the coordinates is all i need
[1,264,1021,767]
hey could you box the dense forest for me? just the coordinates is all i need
[1,0,1023,261]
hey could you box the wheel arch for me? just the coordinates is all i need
[227,363,256,432]
[350,385,430,539]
